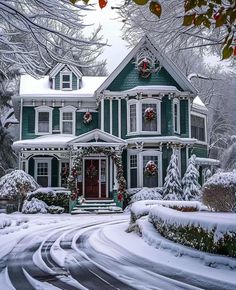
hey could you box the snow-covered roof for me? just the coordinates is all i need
[127,136,197,145]
[192,96,207,111]
[13,135,75,148]
[18,75,107,98]
[195,157,220,166]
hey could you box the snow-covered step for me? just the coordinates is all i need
[76,202,117,208]
[83,199,115,204]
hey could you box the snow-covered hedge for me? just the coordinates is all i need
[128,200,203,232]
[149,206,236,257]
[131,187,163,203]
[202,171,236,212]
[0,170,39,199]
[27,188,70,212]
[22,198,64,214]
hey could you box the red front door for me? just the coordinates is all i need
[85,159,99,198]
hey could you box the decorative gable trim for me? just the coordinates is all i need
[95,35,198,97]
[49,63,83,79]
[68,129,127,145]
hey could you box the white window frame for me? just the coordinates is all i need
[60,71,72,90]
[191,111,207,144]
[59,105,76,135]
[127,98,161,135]
[35,106,53,135]
[34,157,52,187]
[173,98,180,134]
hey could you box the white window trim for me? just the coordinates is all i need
[59,105,76,135]
[34,157,52,187]
[191,111,207,145]
[35,106,53,135]
[60,71,72,90]
[127,98,161,135]
[127,149,163,188]
[173,98,180,134]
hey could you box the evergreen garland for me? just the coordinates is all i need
[67,147,126,201]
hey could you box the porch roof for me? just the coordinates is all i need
[126,136,197,145]
[195,157,220,166]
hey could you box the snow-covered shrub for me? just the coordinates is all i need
[202,171,236,212]
[27,188,70,212]
[0,170,39,200]
[149,206,236,257]
[131,187,163,203]
[182,155,201,201]
[47,205,64,214]
[0,170,39,211]
[163,154,183,200]
[22,198,48,214]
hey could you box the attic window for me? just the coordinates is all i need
[61,72,72,90]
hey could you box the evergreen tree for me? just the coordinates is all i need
[204,168,212,182]
[182,155,201,201]
[163,154,183,200]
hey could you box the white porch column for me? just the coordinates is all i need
[118,99,121,138]
[101,98,104,131]
[113,163,118,190]
[110,99,113,134]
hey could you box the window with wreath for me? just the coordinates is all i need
[143,155,158,187]
[142,103,157,132]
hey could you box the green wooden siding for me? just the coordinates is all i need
[121,99,127,139]
[76,112,98,136]
[107,59,183,91]
[112,100,118,136]
[51,158,59,187]
[52,108,60,132]
[191,145,208,158]
[55,73,60,90]
[104,100,110,133]
[22,107,35,139]
[72,73,77,90]
[180,100,189,137]
[161,96,173,135]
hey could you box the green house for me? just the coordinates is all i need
[13,36,219,199]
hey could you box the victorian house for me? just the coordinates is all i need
[13,36,219,200]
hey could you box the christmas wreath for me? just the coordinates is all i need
[144,107,156,121]
[83,111,92,124]
[145,160,158,176]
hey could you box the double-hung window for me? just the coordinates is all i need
[142,102,158,132]
[35,106,53,135]
[191,113,206,142]
[60,106,76,135]
[61,72,72,90]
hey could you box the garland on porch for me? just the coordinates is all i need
[67,147,126,202]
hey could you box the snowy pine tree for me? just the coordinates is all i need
[163,154,183,200]
[182,155,201,201]
[204,169,212,182]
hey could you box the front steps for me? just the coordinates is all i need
[71,199,123,214]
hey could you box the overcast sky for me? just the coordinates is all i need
[84,1,129,73]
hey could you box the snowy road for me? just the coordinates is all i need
[0,214,236,290]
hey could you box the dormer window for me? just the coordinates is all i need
[60,72,72,90]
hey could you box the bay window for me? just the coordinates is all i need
[191,113,206,142]
[173,99,180,134]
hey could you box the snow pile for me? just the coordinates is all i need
[204,170,236,187]
[126,188,143,197]
[22,198,64,214]
[0,170,39,199]
[131,187,163,203]
[149,206,236,257]
[0,214,11,229]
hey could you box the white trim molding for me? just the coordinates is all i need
[35,106,53,135]
[59,105,76,135]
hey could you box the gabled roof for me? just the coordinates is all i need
[69,129,127,146]
[95,35,198,96]
[49,63,83,79]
